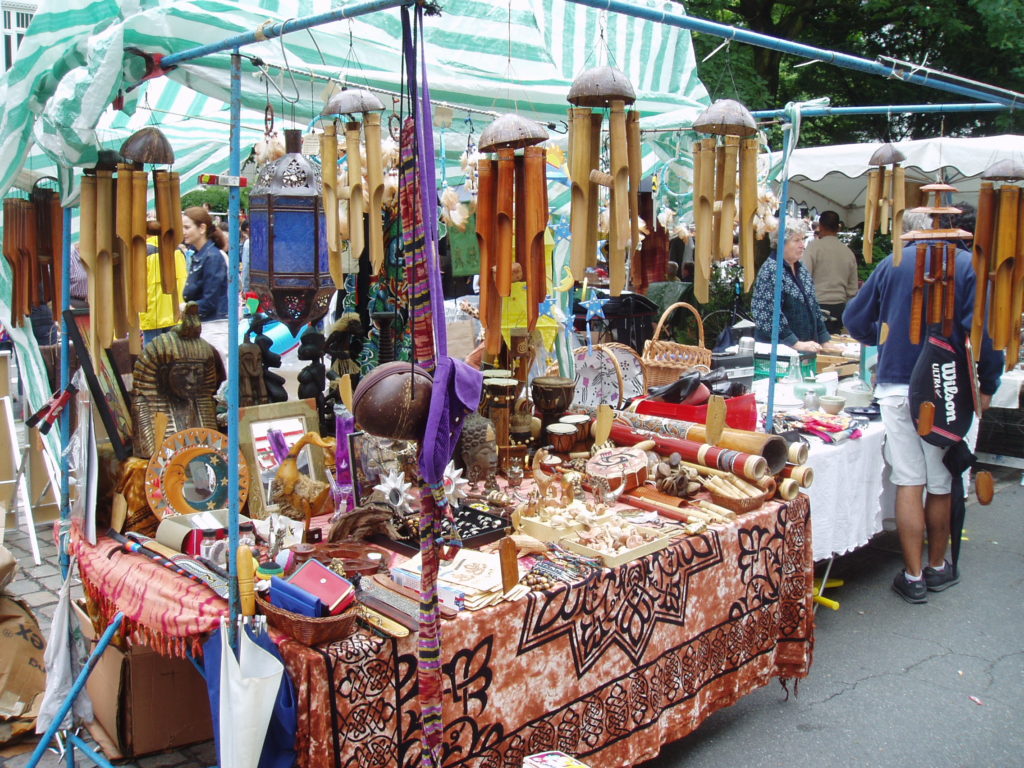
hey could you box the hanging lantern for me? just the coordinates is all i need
[249,128,332,334]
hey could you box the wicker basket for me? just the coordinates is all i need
[256,592,359,646]
[708,488,769,514]
[641,302,713,387]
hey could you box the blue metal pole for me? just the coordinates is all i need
[59,206,72,582]
[765,122,792,432]
[160,0,412,68]
[563,0,1024,108]
[65,734,119,768]
[227,49,242,650]
[26,613,126,768]
[751,103,1009,119]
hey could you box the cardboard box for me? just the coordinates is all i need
[72,601,214,759]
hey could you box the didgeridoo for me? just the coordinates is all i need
[610,421,767,482]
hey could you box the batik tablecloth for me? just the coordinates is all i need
[280,495,814,768]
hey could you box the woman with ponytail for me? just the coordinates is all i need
[181,206,231,362]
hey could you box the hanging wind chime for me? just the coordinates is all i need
[973,159,1024,369]
[899,183,971,345]
[862,143,906,265]
[475,113,549,360]
[320,88,387,283]
[566,65,641,296]
[691,99,759,301]
[2,178,63,329]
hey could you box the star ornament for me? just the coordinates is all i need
[581,295,609,324]
[373,469,414,515]
[554,216,572,243]
[441,461,470,508]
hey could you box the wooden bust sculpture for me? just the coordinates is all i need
[131,303,225,458]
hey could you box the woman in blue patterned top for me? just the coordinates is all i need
[751,218,838,354]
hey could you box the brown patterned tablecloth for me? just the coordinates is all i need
[280,495,814,768]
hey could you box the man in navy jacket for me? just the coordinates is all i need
[844,211,1003,604]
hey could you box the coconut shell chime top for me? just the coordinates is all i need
[566,66,641,296]
[475,113,550,358]
[863,143,907,265]
[691,99,759,302]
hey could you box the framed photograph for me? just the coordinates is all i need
[348,432,417,507]
[62,308,132,461]
[238,399,325,519]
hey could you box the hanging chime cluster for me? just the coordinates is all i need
[862,143,906,265]
[566,66,641,296]
[475,113,550,360]
[972,160,1024,370]
[898,183,971,345]
[2,180,63,327]
[79,128,182,359]
[320,89,387,283]
[690,99,759,301]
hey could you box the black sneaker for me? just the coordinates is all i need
[923,561,960,592]
[892,571,927,604]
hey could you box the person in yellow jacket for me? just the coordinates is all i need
[142,218,188,345]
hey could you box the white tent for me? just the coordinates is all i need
[768,134,1024,227]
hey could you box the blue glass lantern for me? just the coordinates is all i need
[249,128,333,334]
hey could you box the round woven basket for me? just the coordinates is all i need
[256,593,359,646]
[707,488,769,514]
[641,302,712,387]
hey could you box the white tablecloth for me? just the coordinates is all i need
[803,420,886,562]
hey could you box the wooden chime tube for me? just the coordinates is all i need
[879,168,892,236]
[94,170,116,352]
[863,168,880,264]
[495,147,516,297]
[989,183,1020,349]
[169,172,184,256]
[718,136,739,264]
[739,137,758,292]
[927,243,945,327]
[321,124,342,286]
[892,165,906,241]
[610,421,767,481]
[910,242,927,345]
[345,121,365,263]
[153,170,177,296]
[1009,191,1024,369]
[476,158,502,358]
[693,138,715,302]
[712,140,725,260]
[626,109,642,278]
[514,152,527,280]
[971,182,996,358]
[2,201,12,321]
[129,170,149,314]
[48,194,64,322]
[115,164,134,295]
[607,100,629,296]
[364,112,385,276]
[568,107,593,281]
[586,112,603,273]
[21,200,36,322]
[79,177,97,343]
[523,145,548,333]
[942,242,957,339]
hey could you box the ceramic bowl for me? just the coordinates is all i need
[819,395,846,415]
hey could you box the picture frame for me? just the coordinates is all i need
[238,399,325,519]
[62,308,132,461]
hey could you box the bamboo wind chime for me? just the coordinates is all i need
[863,143,906,265]
[899,183,971,345]
[691,99,759,301]
[475,114,550,359]
[2,181,63,328]
[972,160,1024,369]
[78,129,182,360]
[566,66,641,296]
[320,89,386,285]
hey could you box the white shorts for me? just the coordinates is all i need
[880,397,952,494]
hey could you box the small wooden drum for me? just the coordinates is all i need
[586,446,649,493]
[546,422,578,453]
[559,413,592,442]
[531,376,575,415]
[484,377,519,450]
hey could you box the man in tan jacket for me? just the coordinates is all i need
[804,210,859,333]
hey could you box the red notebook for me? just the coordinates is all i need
[287,560,355,616]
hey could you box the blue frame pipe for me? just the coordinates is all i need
[65,734,118,768]
[160,0,412,68]
[563,0,1023,108]
[227,49,242,650]
[764,123,791,432]
[59,205,72,582]
[751,103,1008,119]
[26,613,126,768]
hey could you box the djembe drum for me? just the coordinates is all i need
[483,377,519,471]
[531,375,575,433]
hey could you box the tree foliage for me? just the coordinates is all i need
[680,0,1024,145]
